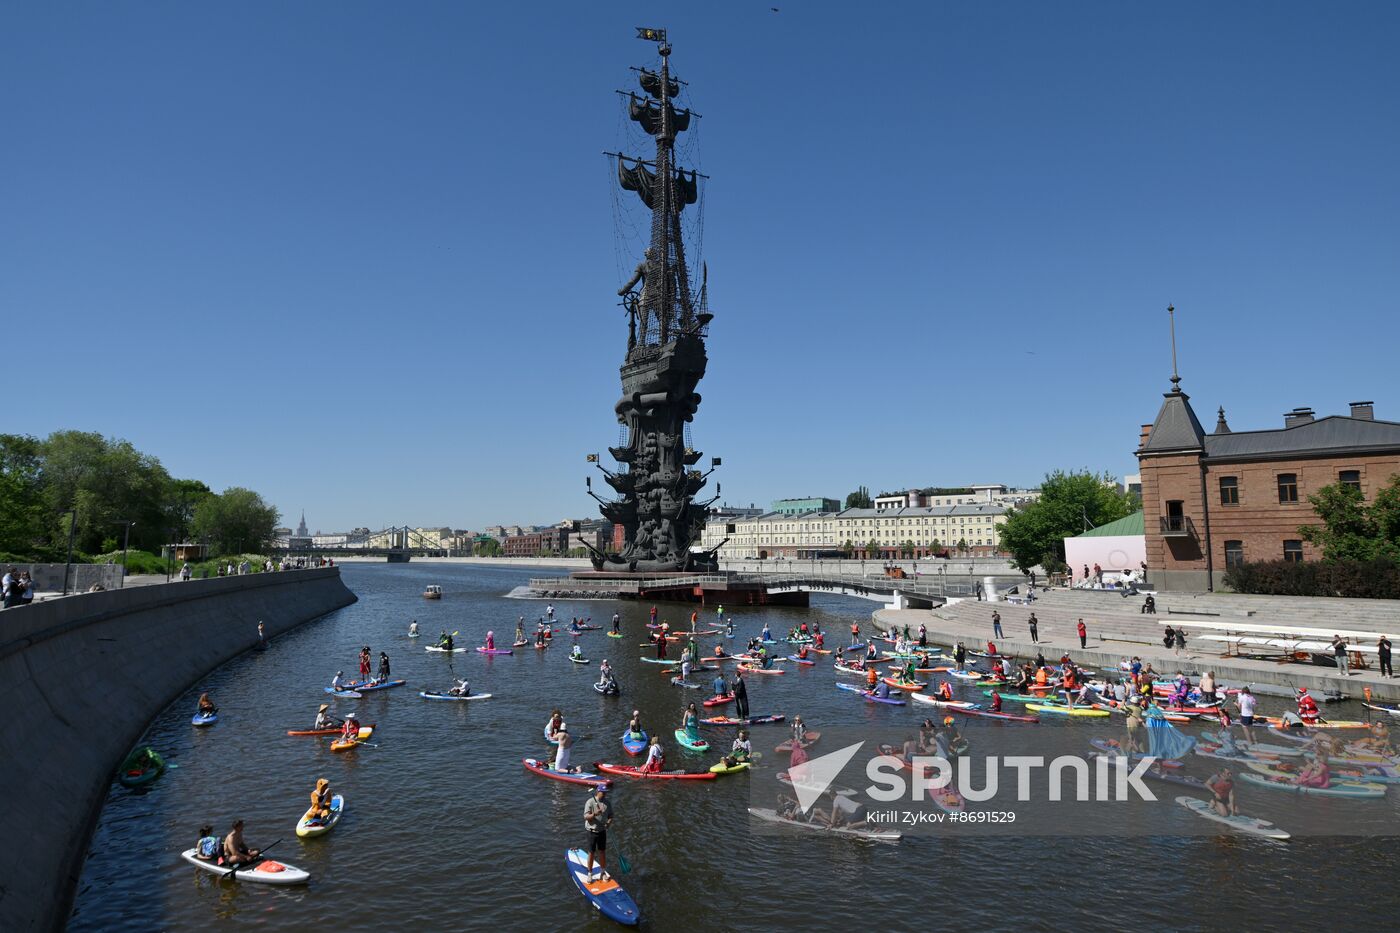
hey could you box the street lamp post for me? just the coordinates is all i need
[115,520,135,587]
[59,509,77,596]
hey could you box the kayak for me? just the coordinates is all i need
[523,757,612,787]
[594,762,717,781]
[881,677,927,692]
[621,731,648,756]
[1237,772,1385,798]
[192,712,218,727]
[180,849,310,884]
[909,694,975,709]
[737,664,784,675]
[419,691,492,701]
[593,683,620,696]
[957,707,1039,723]
[330,726,374,751]
[425,646,470,653]
[323,688,363,698]
[343,679,407,692]
[117,747,167,788]
[296,793,344,838]
[747,807,901,842]
[477,647,514,655]
[1176,796,1290,840]
[710,760,752,774]
[287,722,376,736]
[674,729,710,751]
[701,714,785,726]
[566,847,639,926]
[1025,704,1108,718]
[836,683,905,705]
[570,657,592,664]
[703,694,734,707]
[786,656,816,666]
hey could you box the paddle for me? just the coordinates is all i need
[227,838,281,881]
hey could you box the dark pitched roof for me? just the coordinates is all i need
[1204,415,1400,460]
[1140,390,1206,454]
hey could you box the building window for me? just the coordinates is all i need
[1219,476,1239,506]
[1224,540,1244,568]
[1283,540,1304,563]
[1277,473,1298,503]
[1340,470,1361,492]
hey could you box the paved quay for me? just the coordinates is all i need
[869,587,1400,702]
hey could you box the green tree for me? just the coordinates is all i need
[956,538,968,553]
[0,434,47,557]
[845,486,872,509]
[997,469,1136,572]
[192,487,280,556]
[39,430,174,554]
[865,538,880,557]
[900,539,916,557]
[840,539,854,557]
[473,538,502,557]
[1300,475,1400,562]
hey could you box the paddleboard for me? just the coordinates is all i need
[476,647,514,655]
[419,691,492,701]
[323,688,362,698]
[192,712,218,727]
[1176,795,1290,839]
[1025,704,1108,718]
[566,847,639,926]
[671,678,702,689]
[710,760,751,774]
[296,793,344,838]
[286,723,375,736]
[701,714,785,726]
[702,694,734,708]
[621,731,648,756]
[1237,772,1386,798]
[674,729,710,751]
[835,683,905,705]
[425,646,470,653]
[957,707,1039,723]
[786,656,816,666]
[909,694,975,709]
[523,757,611,787]
[180,849,310,884]
[343,679,407,692]
[594,762,717,780]
[570,657,592,664]
[593,683,620,696]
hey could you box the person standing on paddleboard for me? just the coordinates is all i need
[377,652,390,683]
[584,785,613,881]
[732,670,750,720]
[612,612,621,635]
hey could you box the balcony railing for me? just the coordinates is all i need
[1159,515,1196,538]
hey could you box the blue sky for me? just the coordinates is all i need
[4,2,1397,532]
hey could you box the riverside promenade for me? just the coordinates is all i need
[872,587,1400,702]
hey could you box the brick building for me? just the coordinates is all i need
[1137,379,1400,591]
[501,528,570,558]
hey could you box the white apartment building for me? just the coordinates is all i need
[697,504,1008,560]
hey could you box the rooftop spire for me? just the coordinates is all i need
[1214,406,1232,434]
[1167,304,1181,393]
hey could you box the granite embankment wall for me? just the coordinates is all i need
[0,568,357,933]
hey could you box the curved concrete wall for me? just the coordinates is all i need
[0,568,357,932]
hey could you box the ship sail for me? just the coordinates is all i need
[617,158,698,211]
[628,94,692,135]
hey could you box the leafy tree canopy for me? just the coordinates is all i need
[997,469,1136,572]
[1299,475,1400,563]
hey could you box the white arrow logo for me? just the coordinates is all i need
[788,742,865,814]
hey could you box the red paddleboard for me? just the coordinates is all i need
[594,762,717,780]
[703,694,734,707]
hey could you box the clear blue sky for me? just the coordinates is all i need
[4,2,1397,532]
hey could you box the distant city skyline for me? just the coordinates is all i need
[5,3,1396,531]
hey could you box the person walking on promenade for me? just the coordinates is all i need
[1380,636,1393,678]
[1077,619,1087,649]
[1332,635,1350,676]
[1174,627,1186,657]
[992,610,1003,640]
[1028,613,1039,644]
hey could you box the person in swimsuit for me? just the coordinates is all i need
[222,819,260,867]
[194,824,219,862]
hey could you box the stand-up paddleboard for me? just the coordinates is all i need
[324,688,362,698]
[343,679,407,692]
[419,690,492,701]
[570,656,592,664]
[425,645,470,653]
[621,731,648,756]
[296,794,344,838]
[477,647,514,655]
[957,707,1039,723]
[674,729,709,751]
[593,682,620,696]
[180,849,310,884]
[566,847,639,925]
[702,694,734,707]
[1237,772,1386,798]
[523,757,611,787]
[594,762,717,780]
[1025,704,1108,718]
[909,694,975,709]
[1176,795,1290,839]
[836,683,905,705]
[700,714,785,726]
[286,722,375,736]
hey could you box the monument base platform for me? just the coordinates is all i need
[524,570,808,607]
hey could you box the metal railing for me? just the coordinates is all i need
[1159,515,1196,538]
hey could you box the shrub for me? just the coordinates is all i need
[1224,559,1400,600]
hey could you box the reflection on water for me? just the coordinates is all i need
[70,563,1400,930]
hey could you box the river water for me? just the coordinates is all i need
[70,563,1398,930]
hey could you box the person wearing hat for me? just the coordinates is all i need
[1296,687,1321,724]
[314,704,340,730]
[222,819,261,867]
[308,778,334,822]
[583,784,612,881]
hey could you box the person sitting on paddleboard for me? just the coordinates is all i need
[865,643,879,662]
[1294,754,1331,788]
[758,647,773,671]
[789,741,810,768]
[797,644,810,661]
[222,819,260,867]
[902,660,918,683]
[438,631,453,650]
[627,709,644,739]
[872,680,893,700]
[194,824,219,862]
[447,678,471,697]
[1297,688,1321,724]
[341,714,360,742]
[724,729,751,766]
[409,620,419,637]
[571,643,584,660]
[309,778,333,822]
[1206,768,1237,817]
[197,693,218,716]
[936,681,953,702]
[314,704,340,730]
[641,736,665,773]
[990,689,1003,712]
[865,666,879,690]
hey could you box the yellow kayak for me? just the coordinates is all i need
[330,726,373,752]
[1026,704,1109,718]
[296,794,343,837]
